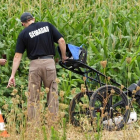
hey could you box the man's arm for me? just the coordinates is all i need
[58,37,67,62]
[7,53,22,87]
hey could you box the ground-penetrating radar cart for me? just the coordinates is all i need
[58,44,140,131]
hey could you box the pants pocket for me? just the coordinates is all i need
[46,69,56,81]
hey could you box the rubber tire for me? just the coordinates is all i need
[69,91,93,126]
[89,85,130,131]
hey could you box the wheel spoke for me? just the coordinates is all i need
[113,100,125,108]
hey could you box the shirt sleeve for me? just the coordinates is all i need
[15,35,25,53]
[49,23,63,43]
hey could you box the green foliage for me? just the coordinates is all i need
[42,126,47,140]
[0,0,140,89]
[56,64,83,105]
[51,126,59,140]
[94,112,103,140]
[62,118,66,140]
[0,1,140,138]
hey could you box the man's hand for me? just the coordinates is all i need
[7,76,16,88]
[7,53,22,88]
[62,56,68,63]
[0,59,7,66]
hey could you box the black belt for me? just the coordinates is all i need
[30,56,54,60]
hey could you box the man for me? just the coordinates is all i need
[7,12,67,124]
[0,59,6,66]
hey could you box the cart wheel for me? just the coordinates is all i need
[69,91,93,130]
[89,85,130,131]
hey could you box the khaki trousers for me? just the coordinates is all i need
[27,58,58,123]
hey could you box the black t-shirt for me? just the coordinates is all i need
[15,22,63,59]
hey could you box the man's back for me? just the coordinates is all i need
[15,22,63,59]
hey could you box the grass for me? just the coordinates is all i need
[1,77,140,140]
[1,109,140,140]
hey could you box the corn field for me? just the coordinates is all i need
[0,0,140,139]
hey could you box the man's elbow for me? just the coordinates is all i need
[13,53,22,62]
[58,37,65,44]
